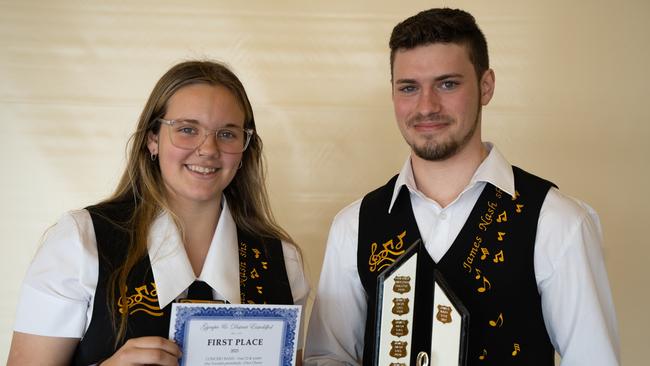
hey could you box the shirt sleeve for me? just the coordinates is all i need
[304,201,366,366]
[14,210,97,337]
[535,189,620,366]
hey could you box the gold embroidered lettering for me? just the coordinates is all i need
[239,242,247,258]
[462,261,472,273]
[478,202,498,231]
[239,261,248,283]
[463,236,483,269]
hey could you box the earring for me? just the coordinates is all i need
[150,153,157,161]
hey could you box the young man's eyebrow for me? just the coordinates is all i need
[433,73,464,81]
[394,73,464,84]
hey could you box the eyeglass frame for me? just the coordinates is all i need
[157,118,255,153]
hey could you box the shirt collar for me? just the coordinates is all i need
[388,142,515,213]
[148,197,241,308]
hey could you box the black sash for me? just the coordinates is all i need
[72,200,293,365]
[358,166,555,365]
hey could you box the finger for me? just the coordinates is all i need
[126,336,182,357]
[120,346,180,365]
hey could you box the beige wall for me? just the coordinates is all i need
[1,0,647,364]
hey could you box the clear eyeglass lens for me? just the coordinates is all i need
[168,121,249,153]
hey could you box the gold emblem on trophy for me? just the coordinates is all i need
[391,298,410,315]
[436,304,453,324]
[389,340,408,359]
[390,319,409,337]
[393,275,412,294]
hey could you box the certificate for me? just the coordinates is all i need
[169,303,302,366]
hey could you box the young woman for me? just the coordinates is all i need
[8,60,309,365]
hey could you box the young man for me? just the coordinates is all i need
[304,8,619,366]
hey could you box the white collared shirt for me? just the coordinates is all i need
[14,198,309,345]
[304,144,619,366]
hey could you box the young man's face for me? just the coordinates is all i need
[391,43,494,161]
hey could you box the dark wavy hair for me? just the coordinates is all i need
[389,8,489,79]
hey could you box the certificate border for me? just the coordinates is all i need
[172,304,300,366]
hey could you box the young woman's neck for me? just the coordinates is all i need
[168,195,222,277]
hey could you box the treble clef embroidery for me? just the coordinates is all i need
[368,230,407,272]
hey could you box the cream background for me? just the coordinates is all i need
[1,0,647,364]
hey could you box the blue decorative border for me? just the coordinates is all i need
[172,305,300,366]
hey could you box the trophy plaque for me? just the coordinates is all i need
[374,240,469,366]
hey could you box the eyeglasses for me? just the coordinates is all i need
[158,118,254,154]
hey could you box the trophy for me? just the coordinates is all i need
[373,240,469,366]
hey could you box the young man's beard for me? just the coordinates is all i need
[410,105,481,161]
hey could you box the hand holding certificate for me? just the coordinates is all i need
[170,303,302,366]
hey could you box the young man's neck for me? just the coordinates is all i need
[411,140,488,208]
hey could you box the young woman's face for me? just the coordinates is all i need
[148,83,246,209]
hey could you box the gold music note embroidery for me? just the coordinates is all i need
[497,211,507,223]
[474,268,482,280]
[512,190,520,201]
[497,232,506,241]
[256,286,263,294]
[117,282,163,317]
[493,250,504,263]
[368,231,407,272]
[252,248,261,259]
[480,247,490,260]
[489,313,504,327]
[261,261,268,269]
[512,343,521,357]
[479,349,487,360]
[474,268,492,292]
[478,276,491,293]
[516,204,524,213]
[250,268,260,279]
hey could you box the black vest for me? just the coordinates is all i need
[73,200,293,365]
[358,166,555,366]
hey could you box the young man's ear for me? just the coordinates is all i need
[480,69,495,106]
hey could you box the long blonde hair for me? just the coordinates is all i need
[104,60,292,344]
